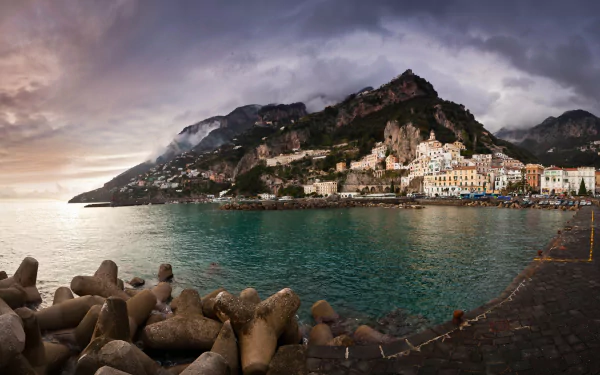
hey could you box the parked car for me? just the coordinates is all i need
[568,201,574,206]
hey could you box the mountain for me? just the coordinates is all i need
[69,69,534,202]
[68,103,307,203]
[495,110,600,167]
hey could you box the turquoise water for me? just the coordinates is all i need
[0,201,572,329]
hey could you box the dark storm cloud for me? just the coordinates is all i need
[502,77,535,90]
[1,0,600,198]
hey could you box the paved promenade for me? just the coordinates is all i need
[307,206,600,374]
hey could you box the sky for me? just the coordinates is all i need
[1,0,600,200]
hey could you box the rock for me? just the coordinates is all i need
[310,300,337,323]
[0,286,27,309]
[0,309,26,368]
[239,288,260,305]
[158,264,173,282]
[71,261,129,300]
[353,325,397,345]
[180,352,230,375]
[265,345,307,375]
[44,342,72,375]
[211,321,239,375]
[0,271,7,280]
[36,295,105,331]
[15,308,46,370]
[116,279,124,291]
[2,354,37,375]
[78,336,159,375]
[53,287,75,305]
[238,288,300,375]
[141,289,222,351]
[201,288,226,320]
[327,335,354,346]
[129,277,145,287]
[91,297,130,343]
[0,257,41,304]
[126,290,157,338]
[94,366,132,375]
[308,324,333,346]
[75,305,102,349]
[152,282,172,304]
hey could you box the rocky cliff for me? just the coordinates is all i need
[384,121,421,164]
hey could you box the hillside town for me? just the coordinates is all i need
[111,129,599,202]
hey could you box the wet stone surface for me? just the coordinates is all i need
[308,207,600,374]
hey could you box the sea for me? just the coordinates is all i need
[0,200,572,333]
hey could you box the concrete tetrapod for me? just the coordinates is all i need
[97,340,148,375]
[0,285,27,309]
[158,264,174,282]
[126,289,157,338]
[211,321,239,375]
[213,292,256,334]
[90,297,130,343]
[142,289,222,351]
[75,305,102,349]
[180,352,230,375]
[353,325,398,345]
[0,257,42,304]
[44,342,73,374]
[2,354,37,375]
[265,345,307,375]
[71,261,130,300]
[152,282,172,304]
[53,287,75,305]
[308,323,333,346]
[0,298,26,369]
[239,288,260,305]
[201,288,226,320]
[15,307,47,372]
[36,295,105,331]
[76,298,133,375]
[235,288,300,375]
[310,300,337,324]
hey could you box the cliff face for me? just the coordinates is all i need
[334,69,438,127]
[384,121,421,164]
[258,103,307,123]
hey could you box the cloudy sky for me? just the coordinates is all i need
[1,0,600,199]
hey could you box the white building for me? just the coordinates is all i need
[541,167,568,194]
[565,167,595,194]
[265,149,329,167]
[303,181,338,196]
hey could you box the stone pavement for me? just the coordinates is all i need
[307,206,600,375]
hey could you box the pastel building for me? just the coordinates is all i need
[525,164,544,191]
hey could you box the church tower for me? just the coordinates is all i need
[429,129,436,141]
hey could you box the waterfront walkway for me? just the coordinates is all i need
[307,206,600,374]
